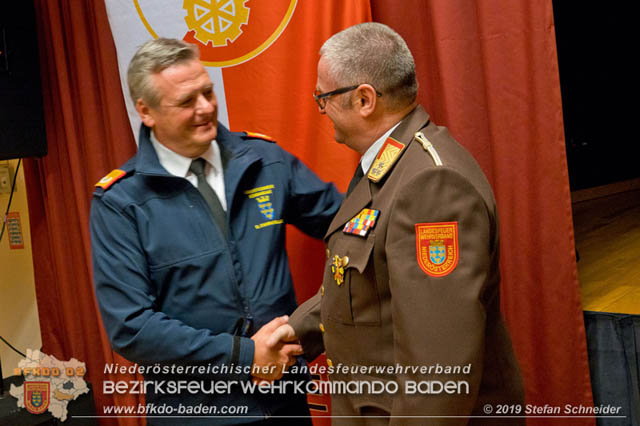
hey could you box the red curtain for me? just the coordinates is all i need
[26,1,141,425]
[371,1,594,425]
[24,0,593,425]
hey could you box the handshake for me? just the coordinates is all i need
[250,316,302,382]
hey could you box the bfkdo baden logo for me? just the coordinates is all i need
[10,349,89,422]
[134,0,298,67]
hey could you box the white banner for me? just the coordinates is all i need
[104,0,230,141]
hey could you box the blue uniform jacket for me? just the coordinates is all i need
[90,124,342,423]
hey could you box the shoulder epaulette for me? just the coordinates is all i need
[243,131,277,143]
[414,131,443,166]
[95,169,128,190]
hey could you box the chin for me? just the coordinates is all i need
[207,126,218,141]
[195,123,217,142]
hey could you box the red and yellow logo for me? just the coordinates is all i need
[135,0,297,67]
[24,381,50,415]
[415,222,459,277]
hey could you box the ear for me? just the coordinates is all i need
[354,84,378,118]
[136,99,156,128]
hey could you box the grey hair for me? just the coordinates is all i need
[320,22,418,109]
[127,38,199,107]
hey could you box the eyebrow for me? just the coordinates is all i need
[174,83,214,105]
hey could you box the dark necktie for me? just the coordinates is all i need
[189,158,228,238]
[346,164,364,196]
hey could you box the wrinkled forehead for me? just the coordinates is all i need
[152,60,212,100]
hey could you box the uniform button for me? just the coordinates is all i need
[319,323,325,333]
[326,358,333,367]
[342,256,349,266]
[320,286,325,296]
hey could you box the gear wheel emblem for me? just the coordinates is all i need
[183,0,250,47]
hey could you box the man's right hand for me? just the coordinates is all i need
[250,316,303,381]
[266,321,297,347]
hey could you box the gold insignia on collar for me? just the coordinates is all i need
[368,137,405,183]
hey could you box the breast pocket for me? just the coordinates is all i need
[323,231,380,326]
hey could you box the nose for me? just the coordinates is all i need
[196,93,215,114]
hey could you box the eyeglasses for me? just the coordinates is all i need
[313,84,382,110]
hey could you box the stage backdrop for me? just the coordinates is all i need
[24,0,593,425]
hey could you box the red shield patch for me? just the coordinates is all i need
[24,381,50,415]
[415,222,459,277]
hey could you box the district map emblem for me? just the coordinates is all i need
[24,382,50,415]
[415,222,459,277]
[10,349,89,422]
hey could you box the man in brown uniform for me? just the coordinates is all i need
[269,23,524,425]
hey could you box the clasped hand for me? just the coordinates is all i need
[250,315,300,382]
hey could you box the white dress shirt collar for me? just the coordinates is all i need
[359,121,402,174]
[149,131,223,178]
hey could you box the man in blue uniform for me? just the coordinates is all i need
[90,38,342,425]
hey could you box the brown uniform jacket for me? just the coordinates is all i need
[290,106,524,425]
